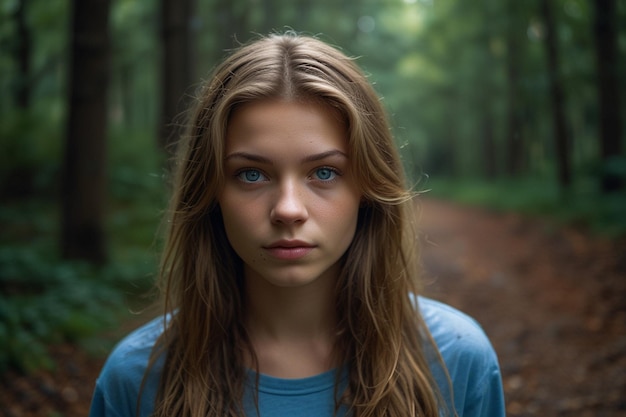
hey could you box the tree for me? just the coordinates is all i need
[478,0,501,180]
[504,0,526,177]
[13,0,31,109]
[592,0,623,193]
[159,0,194,152]
[61,0,111,263]
[259,0,278,35]
[213,0,249,51]
[541,0,571,189]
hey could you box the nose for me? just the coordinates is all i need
[270,179,308,225]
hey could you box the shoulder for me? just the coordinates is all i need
[418,296,493,355]
[89,316,167,417]
[417,296,506,417]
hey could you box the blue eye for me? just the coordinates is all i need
[314,167,337,181]
[237,169,266,183]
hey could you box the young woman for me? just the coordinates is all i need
[89,33,505,417]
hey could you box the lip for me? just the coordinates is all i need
[264,240,315,260]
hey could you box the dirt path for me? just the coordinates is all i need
[420,199,626,416]
[1,198,625,416]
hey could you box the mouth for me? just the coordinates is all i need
[264,240,315,260]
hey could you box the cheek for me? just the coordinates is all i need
[219,194,267,249]
[325,195,361,238]
[219,198,247,241]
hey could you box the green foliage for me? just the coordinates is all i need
[0,123,164,373]
[0,244,155,373]
[0,104,63,198]
[426,176,626,237]
[109,127,167,199]
[0,125,164,373]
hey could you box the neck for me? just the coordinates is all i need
[243,267,339,377]
[245,271,337,339]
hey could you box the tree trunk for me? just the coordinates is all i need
[504,1,525,177]
[482,111,497,179]
[14,0,31,109]
[541,0,571,189]
[260,0,277,35]
[593,0,623,193]
[480,10,498,180]
[61,0,110,264]
[159,0,194,153]
[213,0,249,51]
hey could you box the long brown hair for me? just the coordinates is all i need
[149,33,444,417]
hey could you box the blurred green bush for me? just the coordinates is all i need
[424,174,626,238]
[0,124,164,373]
[0,245,155,372]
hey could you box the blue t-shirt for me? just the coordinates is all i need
[89,297,505,416]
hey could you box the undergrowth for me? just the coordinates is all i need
[0,127,164,374]
[424,176,626,238]
[0,245,156,373]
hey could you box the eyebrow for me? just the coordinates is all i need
[224,149,348,164]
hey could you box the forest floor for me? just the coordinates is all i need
[1,198,625,417]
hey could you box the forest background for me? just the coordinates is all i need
[0,0,624,375]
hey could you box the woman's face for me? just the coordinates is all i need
[218,99,361,290]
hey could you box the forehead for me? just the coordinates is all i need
[225,99,349,157]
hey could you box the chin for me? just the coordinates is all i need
[267,275,319,288]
